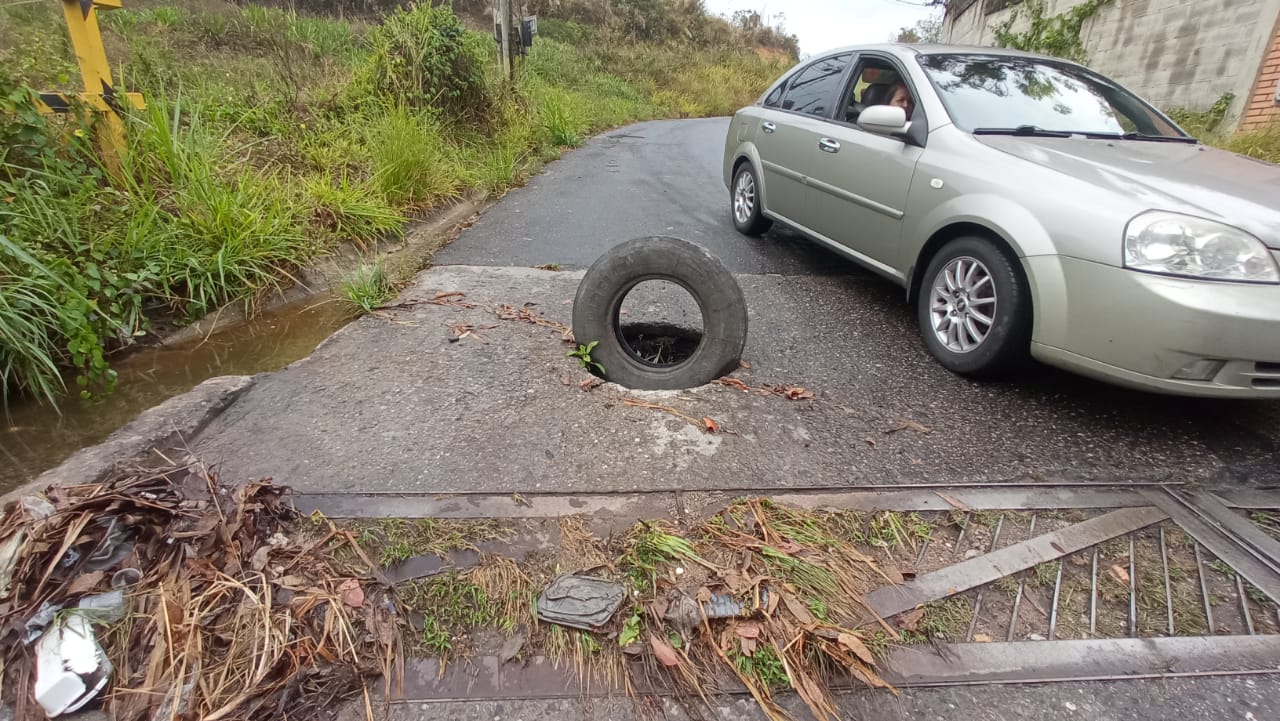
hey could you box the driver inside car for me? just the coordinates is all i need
[887,81,915,118]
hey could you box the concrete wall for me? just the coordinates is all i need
[942,0,1280,127]
[1241,14,1280,130]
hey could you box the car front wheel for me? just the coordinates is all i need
[917,236,1031,378]
[730,163,772,236]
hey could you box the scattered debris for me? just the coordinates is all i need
[446,322,496,343]
[0,460,404,721]
[533,263,562,271]
[865,437,877,448]
[580,378,603,392]
[887,419,931,434]
[895,607,925,631]
[495,303,574,342]
[537,574,627,631]
[622,398,704,429]
[713,378,817,401]
[702,417,720,433]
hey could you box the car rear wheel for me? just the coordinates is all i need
[917,236,1031,378]
[731,163,772,236]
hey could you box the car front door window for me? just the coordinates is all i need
[780,54,851,117]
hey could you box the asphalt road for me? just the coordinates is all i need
[431,117,1280,488]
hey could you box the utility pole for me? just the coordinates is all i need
[498,0,512,80]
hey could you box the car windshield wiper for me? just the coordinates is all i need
[972,125,1073,138]
[1081,131,1198,144]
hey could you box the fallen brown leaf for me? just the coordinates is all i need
[739,360,751,369]
[774,539,804,555]
[715,377,750,391]
[1070,555,1089,567]
[895,608,925,632]
[339,579,364,609]
[1109,564,1130,585]
[739,635,758,656]
[580,378,602,391]
[973,632,993,643]
[775,385,815,401]
[735,621,762,639]
[649,633,682,667]
[865,437,877,448]
[433,291,465,300]
[781,591,816,625]
[702,417,719,433]
[887,419,931,434]
[65,571,105,596]
[837,632,876,665]
[695,586,713,604]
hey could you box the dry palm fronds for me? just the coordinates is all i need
[0,459,405,721]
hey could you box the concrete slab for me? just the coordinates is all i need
[192,264,1278,495]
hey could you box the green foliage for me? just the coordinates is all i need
[367,104,473,208]
[618,613,643,647]
[357,4,492,121]
[339,261,392,313]
[896,15,942,44]
[1165,93,1234,138]
[305,173,405,249]
[538,89,586,147]
[733,643,789,690]
[568,340,605,374]
[992,0,1114,63]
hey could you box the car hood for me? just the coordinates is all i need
[975,136,1280,248]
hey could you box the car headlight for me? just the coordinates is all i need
[1124,211,1279,284]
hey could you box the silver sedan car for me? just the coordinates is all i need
[723,44,1280,398]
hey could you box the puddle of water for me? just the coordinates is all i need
[0,297,356,495]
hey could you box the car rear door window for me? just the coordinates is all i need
[780,54,850,117]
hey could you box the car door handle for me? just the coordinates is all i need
[818,138,840,153]
[761,121,776,133]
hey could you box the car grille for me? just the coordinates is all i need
[1253,362,1280,389]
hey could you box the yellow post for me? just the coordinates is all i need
[49,0,142,180]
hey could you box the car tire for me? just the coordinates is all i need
[572,236,747,390]
[917,236,1031,378]
[730,162,772,236]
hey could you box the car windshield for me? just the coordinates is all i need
[918,54,1187,139]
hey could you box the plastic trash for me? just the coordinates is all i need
[23,602,62,645]
[536,574,626,630]
[34,613,112,717]
[77,590,126,623]
[703,589,769,619]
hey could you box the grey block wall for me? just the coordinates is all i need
[942,0,1280,124]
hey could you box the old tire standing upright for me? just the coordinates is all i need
[572,236,748,390]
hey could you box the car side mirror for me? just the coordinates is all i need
[858,105,910,136]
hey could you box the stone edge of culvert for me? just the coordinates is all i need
[0,375,255,508]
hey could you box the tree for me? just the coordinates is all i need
[895,15,942,44]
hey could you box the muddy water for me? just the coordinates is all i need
[0,298,356,495]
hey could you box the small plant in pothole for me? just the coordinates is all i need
[568,340,605,375]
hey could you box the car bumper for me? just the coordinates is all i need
[1025,254,1280,398]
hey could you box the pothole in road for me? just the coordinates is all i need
[617,280,704,368]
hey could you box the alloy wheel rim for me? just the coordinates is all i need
[929,256,997,354]
[733,172,755,225]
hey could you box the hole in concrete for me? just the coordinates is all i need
[617,280,704,368]
[620,323,702,367]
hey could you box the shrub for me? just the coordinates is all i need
[366,104,473,208]
[356,4,492,121]
[306,173,405,249]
